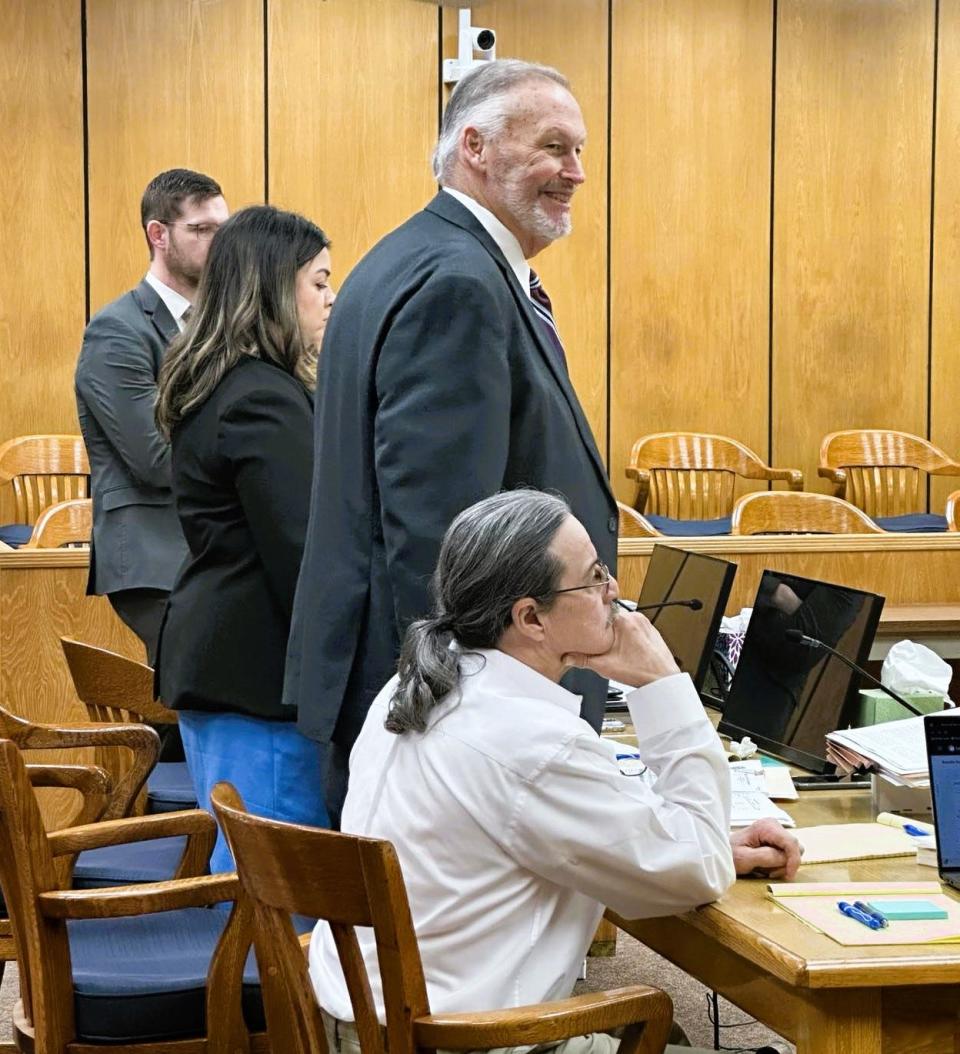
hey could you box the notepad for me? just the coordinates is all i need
[794,822,917,864]
[767,881,960,945]
[867,899,948,920]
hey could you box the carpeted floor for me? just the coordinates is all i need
[0,934,793,1052]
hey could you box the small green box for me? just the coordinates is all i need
[866,899,948,921]
[855,688,944,726]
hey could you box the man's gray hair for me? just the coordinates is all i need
[385,489,570,734]
[432,59,570,182]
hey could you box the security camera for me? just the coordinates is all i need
[444,8,498,84]
[471,27,496,55]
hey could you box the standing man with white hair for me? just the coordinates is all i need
[285,60,619,818]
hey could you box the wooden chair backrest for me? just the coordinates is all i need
[0,739,84,1046]
[818,429,960,516]
[212,782,431,1054]
[23,498,92,549]
[947,490,960,532]
[731,491,886,536]
[617,502,662,538]
[626,432,802,519]
[0,435,90,525]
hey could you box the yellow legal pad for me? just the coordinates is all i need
[767,882,960,945]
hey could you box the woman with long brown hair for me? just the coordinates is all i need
[155,204,334,870]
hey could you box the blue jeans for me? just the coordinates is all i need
[179,710,330,872]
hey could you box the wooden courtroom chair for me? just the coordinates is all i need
[61,637,198,816]
[0,738,269,1053]
[211,781,674,1054]
[626,432,802,535]
[617,501,663,538]
[0,435,89,548]
[22,498,92,548]
[730,491,887,536]
[947,490,960,532]
[818,428,960,530]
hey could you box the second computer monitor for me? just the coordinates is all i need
[718,569,885,771]
[637,544,736,695]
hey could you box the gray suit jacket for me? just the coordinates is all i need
[75,280,189,595]
[284,192,618,747]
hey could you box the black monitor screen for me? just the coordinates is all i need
[925,714,960,872]
[636,545,736,694]
[718,569,884,772]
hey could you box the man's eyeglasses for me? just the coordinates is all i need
[163,221,221,241]
[551,561,612,596]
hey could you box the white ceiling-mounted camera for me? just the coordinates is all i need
[443,8,497,85]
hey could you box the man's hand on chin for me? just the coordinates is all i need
[731,818,802,880]
[562,610,680,687]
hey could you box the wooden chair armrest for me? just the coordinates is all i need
[766,468,803,490]
[414,986,672,1050]
[48,807,214,853]
[27,763,112,827]
[4,718,159,820]
[818,465,846,485]
[38,872,239,919]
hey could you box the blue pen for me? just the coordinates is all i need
[903,823,929,837]
[837,901,883,930]
[853,901,888,928]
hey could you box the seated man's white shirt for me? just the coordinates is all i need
[309,648,734,1021]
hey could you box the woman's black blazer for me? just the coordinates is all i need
[157,357,313,720]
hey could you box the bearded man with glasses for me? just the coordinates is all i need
[75,168,228,666]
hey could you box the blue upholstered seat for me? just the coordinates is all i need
[72,836,188,889]
[0,524,32,548]
[645,515,732,537]
[69,907,264,1043]
[872,513,948,533]
[147,761,198,813]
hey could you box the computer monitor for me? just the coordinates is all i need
[635,544,736,696]
[718,569,885,772]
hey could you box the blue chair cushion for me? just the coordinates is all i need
[73,836,188,888]
[873,513,949,533]
[147,761,198,813]
[645,515,732,537]
[0,524,32,548]
[69,907,264,1043]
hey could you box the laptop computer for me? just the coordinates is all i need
[924,712,960,893]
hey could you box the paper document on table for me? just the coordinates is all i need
[826,715,930,785]
[730,760,798,802]
[767,881,960,945]
[794,823,918,864]
[730,789,795,828]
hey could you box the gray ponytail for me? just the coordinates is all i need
[385,490,570,734]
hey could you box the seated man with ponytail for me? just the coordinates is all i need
[309,488,799,1054]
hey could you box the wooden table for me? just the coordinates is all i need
[610,788,960,1053]
[875,603,960,660]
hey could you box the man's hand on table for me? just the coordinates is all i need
[731,818,802,880]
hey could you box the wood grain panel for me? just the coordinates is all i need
[270,0,438,283]
[0,554,144,828]
[773,0,935,496]
[610,0,773,505]
[0,0,85,522]
[86,0,265,314]
[615,533,960,612]
[443,1,609,456]
[931,0,960,511]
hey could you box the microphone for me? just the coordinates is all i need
[783,628,924,717]
[615,598,703,613]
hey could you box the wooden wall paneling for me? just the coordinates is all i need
[772,0,935,497]
[86,0,266,314]
[0,0,85,522]
[270,0,439,284]
[610,0,773,508]
[931,0,960,512]
[442,1,610,457]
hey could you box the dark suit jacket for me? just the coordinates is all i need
[75,280,189,595]
[285,192,618,746]
[157,358,314,720]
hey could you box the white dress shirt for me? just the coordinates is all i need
[442,186,531,298]
[309,648,734,1021]
[144,271,191,332]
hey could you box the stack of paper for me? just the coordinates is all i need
[826,715,929,787]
